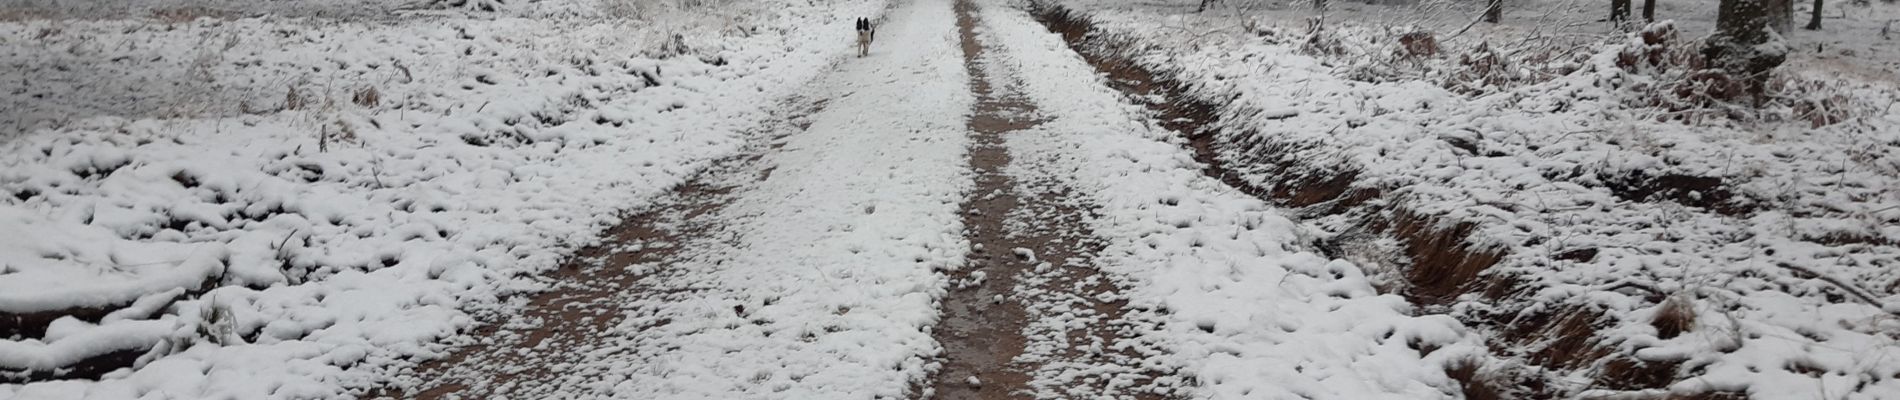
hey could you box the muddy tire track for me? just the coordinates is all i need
[929,1,1173,398]
[367,99,826,400]
[928,2,1038,397]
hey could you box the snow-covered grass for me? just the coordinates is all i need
[0,0,884,397]
[1029,0,1900,398]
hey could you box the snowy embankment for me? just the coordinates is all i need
[1042,0,1900,398]
[0,0,881,397]
[974,0,1479,398]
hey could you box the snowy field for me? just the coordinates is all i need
[0,0,884,397]
[1039,0,1900,398]
[3,0,1897,398]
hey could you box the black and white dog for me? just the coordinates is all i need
[855,17,874,57]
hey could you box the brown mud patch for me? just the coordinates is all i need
[927,1,1037,398]
[927,1,1174,398]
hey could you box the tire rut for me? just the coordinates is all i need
[366,98,826,400]
[929,1,1170,398]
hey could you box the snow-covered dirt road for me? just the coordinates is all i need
[7,0,1897,398]
[394,0,976,397]
[0,0,1468,397]
[380,0,1469,398]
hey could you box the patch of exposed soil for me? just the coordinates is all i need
[927,1,1172,398]
[1007,179,1174,399]
[1600,170,1755,216]
[927,2,1038,398]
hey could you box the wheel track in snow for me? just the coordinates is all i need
[392,0,978,396]
[370,97,828,400]
[927,1,1175,398]
[372,0,1181,397]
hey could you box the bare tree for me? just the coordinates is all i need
[1765,0,1794,33]
[1483,0,1502,23]
[1704,0,1790,98]
[1805,0,1823,29]
[1612,0,1633,24]
[1643,0,1656,21]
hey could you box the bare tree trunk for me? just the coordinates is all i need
[1764,0,1794,34]
[1315,0,1326,10]
[1805,0,1823,29]
[1612,0,1632,24]
[1643,0,1656,21]
[1483,0,1501,23]
[1705,0,1790,100]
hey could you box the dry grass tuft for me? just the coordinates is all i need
[1442,41,1516,95]
[352,87,382,108]
[1396,31,1437,59]
[319,118,358,153]
[1594,355,1684,390]
[1386,211,1506,305]
[1510,306,1612,370]
[1299,17,1347,58]
[1442,358,1508,400]
[1651,295,1696,339]
[284,86,307,111]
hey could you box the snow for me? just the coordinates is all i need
[0,0,890,396]
[395,0,977,397]
[0,319,176,372]
[971,0,1479,397]
[3,0,1893,397]
[1011,247,1036,261]
[0,208,226,314]
[1043,0,1900,398]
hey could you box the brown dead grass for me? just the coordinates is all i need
[1516,306,1613,370]
[1397,31,1438,59]
[1442,359,1507,400]
[1651,296,1696,339]
[1595,355,1684,391]
[352,87,382,108]
[1384,211,1506,305]
[284,86,307,111]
